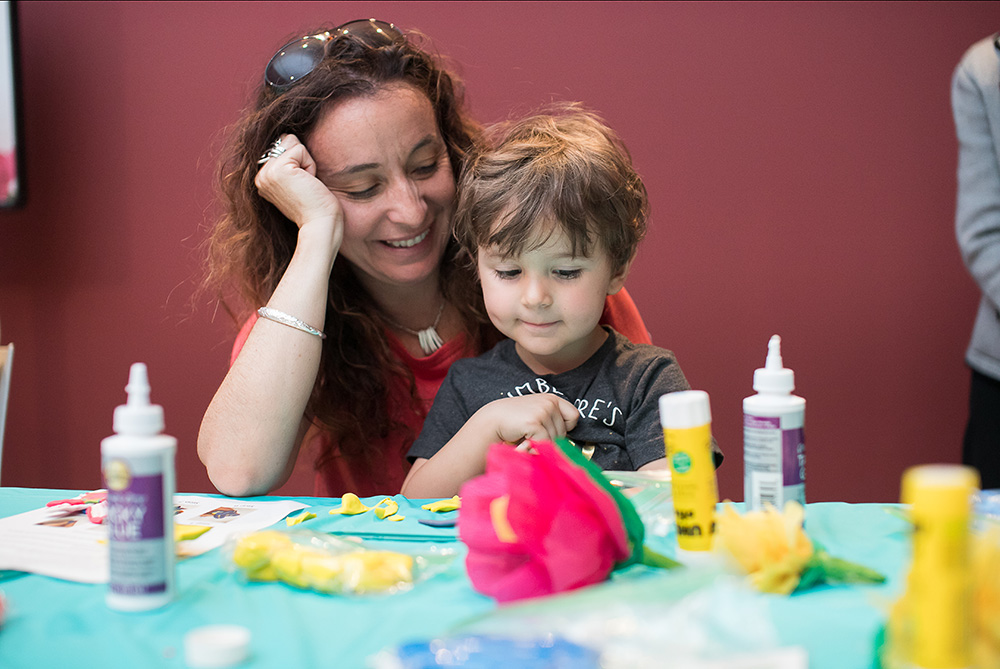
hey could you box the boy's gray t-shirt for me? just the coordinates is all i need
[407,327,696,470]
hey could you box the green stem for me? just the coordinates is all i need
[639,546,682,570]
[813,550,886,584]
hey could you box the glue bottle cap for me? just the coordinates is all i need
[112,363,164,435]
[659,390,711,429]
[753,335,794,394]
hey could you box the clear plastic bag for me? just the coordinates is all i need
[382,574,789,668]
[603,470,674,539]
[225,529,456,596]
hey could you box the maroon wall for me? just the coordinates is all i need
[0,2,993,502]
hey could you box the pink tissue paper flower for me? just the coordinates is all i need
[458,439,639,603]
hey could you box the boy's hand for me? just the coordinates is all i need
[475,394,579,446]
[401,394,579,499]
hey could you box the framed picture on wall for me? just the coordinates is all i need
[0,0,22,208]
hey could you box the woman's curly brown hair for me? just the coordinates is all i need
[201,27,499,474]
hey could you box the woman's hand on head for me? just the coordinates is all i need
[255,133,344,250]
[477,394,580,446]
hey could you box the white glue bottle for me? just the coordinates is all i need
[743,335,806,511]
[101,363,176,611]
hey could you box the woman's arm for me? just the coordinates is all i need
[198,135,342,497]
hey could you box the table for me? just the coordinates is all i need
[0,487,908,668]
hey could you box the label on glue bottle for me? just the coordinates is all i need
[660,390,718,554]
[744,412,805,510]
[105,453,170,596]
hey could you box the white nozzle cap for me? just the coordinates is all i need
[112,363,164,435]
[184,624,251,668]
[753,335,794,394]
[659,390,711,429]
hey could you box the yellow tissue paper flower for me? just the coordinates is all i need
[715,501,814,595]
[422,495,461,513]
[373,498,399,520]
[716,501,883,596]
[329,493,369,515]
[286,511,316,526]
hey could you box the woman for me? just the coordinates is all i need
[197,19,651,498]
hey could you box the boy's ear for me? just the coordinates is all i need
[607,259,633,296]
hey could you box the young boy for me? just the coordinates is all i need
[401,105,718,498]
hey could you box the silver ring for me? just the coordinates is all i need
[257,138,287,165]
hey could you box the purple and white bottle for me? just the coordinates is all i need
[101,363,176,611]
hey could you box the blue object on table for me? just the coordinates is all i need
[384,635,600,668]
[418,517,457,528]
[975,489,1000,516]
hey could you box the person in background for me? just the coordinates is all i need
[197,20,652,498]
[953,33,1000,489]
[402,106,720,498]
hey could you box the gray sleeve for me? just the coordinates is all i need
[406,366,473,462]
[622,351,724,470]
[623,353,691,469]
[953,37,1000,307]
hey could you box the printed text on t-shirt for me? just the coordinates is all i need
[502,378,622,427]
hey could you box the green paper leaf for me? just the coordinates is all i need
[795,562,826,592]
[814,550,886,585]
[552,437,647,567]
[793,549,886,592]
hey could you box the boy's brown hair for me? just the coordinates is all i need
[454,103,649,274]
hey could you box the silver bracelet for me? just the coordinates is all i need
[257,307,327,339]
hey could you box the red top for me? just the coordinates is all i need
[230,289,651,497]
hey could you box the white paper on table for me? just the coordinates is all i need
[0,505,108,583]
[0,494,307,583]
[172,495,307,557]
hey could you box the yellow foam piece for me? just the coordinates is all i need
[175,524,211,542]
[421,495,461,513]
[373,498,399,520]
[286,511,317,526]
[329,493,370,515]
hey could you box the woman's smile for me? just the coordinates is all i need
[383,228,430,248]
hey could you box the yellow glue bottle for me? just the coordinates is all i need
[899,464,979,669]
[659,390,718,555]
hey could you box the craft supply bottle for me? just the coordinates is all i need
[659,390,718,554]
[899,464,978,669]
[743,335,806,512]
[101,363,176,611]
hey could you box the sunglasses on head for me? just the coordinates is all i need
[264,18,402,90]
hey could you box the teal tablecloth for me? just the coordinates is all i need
[0,488,907,668]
